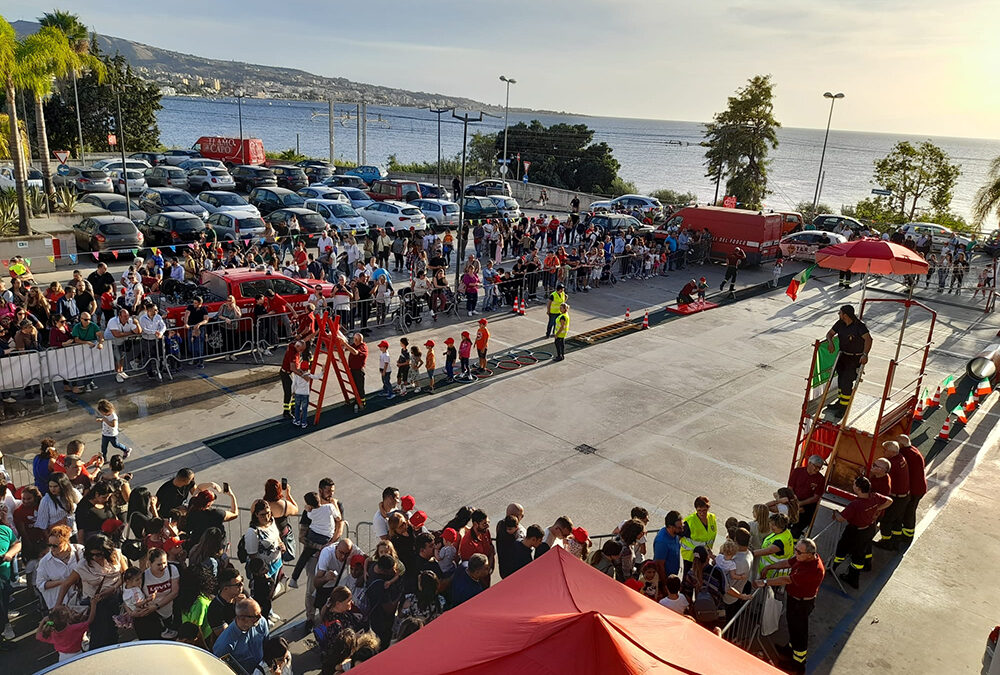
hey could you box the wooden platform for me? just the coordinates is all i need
[666,301,719,315]
[570,320,643,345]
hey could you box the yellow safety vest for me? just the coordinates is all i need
[680,512,717,562]
[758,528,795,578]
[549,290,566,314]
[555,312,570,338]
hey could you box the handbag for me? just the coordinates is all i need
[121,512,148,562]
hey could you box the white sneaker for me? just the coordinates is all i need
[468,311,473,316]
[268,611,281,623]
[1,396,14,404]
[264,349,273,356]
[2,624,14,640]
[115,373,124,383]
[120,372,129,380]
[160,628,178,639]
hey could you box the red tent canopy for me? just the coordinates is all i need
[351,547,781,675]
[814,238,928,275]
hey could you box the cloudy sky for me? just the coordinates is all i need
[7,0,999,139]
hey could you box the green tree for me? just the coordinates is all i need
[793,200,833,224]
[650,188,698,205]
[703,74,780,210]
[870,140,960,221]
[973,155,1000,228]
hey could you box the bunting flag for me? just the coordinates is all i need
[977,378,993,397]
[111,250,119,259]
[952,404,968,424]
[244,239,250,247]
[92,252,99,261]
[964,391,977,413]
[941,375,957,395]
[170,246,176,253]
[188,244,195,249]
[0,260,8,267]
[151,248,159,256]
[785,264,817,301]
[132,249,139,257]
[24,258,30,265]
[69,254,77,263]
[47,256,55,263]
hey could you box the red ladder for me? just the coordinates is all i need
[308,314,363,424]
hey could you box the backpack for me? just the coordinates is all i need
[691,565,727,625]
[237,533,249,564]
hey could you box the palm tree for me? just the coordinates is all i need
[0,17,52,235]
[38,11,90,162]
[973,156,1000,229]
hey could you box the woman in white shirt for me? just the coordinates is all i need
[135,547,180,640]
[34,525,84,610]
[36,474,82,536]
[245,499,285,583]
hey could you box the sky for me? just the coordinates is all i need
[6,0,1000,139]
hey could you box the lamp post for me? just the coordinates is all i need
[114,83,131,223]
[499,75,516,180]
[430,107,454,189]
[812,92,844,210]
[235,90,246,165]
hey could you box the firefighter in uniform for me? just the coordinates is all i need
[720,247,746,295]
[897,434,927,546]
[867,458,893,570]
[875,440,910,551]
[833,476,892,588]
[788,454,826,538]
[825,304,872,418]
[756,537,825,673]
[279,340,307,418]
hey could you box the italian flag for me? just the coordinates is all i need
[786,264,817,301]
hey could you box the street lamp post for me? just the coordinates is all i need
[812,92,844,210]
[114,84,131,223]
[499,75,516,180]
[430,107,454,189]
[235,90,246,165]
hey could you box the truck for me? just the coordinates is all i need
[663,205,783,266]
[192,137,266,166]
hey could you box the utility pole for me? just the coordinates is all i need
[328,98,335,163]
[235,90,246,165]
[499,75,516,182]
[813,92,844,210]
[361,100,367,165]
[72,70,85,165]
[356,102,361,165]
[115,85,131,223]
[452,110,485,291]
[430,107,453,188]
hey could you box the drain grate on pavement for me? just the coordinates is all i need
[574,444,598,455]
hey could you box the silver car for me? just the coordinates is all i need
[144,165,189,190]
[53,165,114,193]
[197,191,260,216]
[206,210,267,241]
[411,198,460,231]
[304,198,368,235]
[187,167,235,192]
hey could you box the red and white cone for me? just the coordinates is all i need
[512,296,520,314]
[913,398,924,422]
[625,307,631,322]
[929,386,941,408]
[643,310,649,329]
[519,297,525,316]
[937,414,951,441]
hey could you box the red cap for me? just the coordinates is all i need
[349,553,366,566]
[424,340,435,347]
[461,331,471,338]
[162,536,183,552]
[101,518,125,534]
[442,527,458,544]
[444,337,455,345]
[624,578,644,592]
[571,527,589,543]
[478,318,488,325]
[400,495,416,511]
[378,340,389,348]
[409,510,428,529]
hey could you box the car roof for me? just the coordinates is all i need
[85,193,125,202]
[304,198,348,206]
[417,198,454,205]
[87,215,135,224]
[199,190,239,197]
[783,230,841,238]
[158,212,203,220]
[383,200,415,208]
[271,164,303,170]
[213,210,260,219]
[272,207,314,215]
[145,187,187,194]
[257,186,294,194]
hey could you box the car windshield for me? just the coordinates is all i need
[443,204,459,214]
[281,194,306,206]
[98,221,135,235]
[401,208,421,217]
[213,193,247,206]
[27,169,43,179]
[299,212,325,228]
[494,198,517,208]
[167,169,186,177]
[236,217,265,229]
[329,204,357,217]
[125,171,143,180]
[341,188,365,199]
[210,170,230,177]
[253,169,274,177]
[82,170,107,179]
[287,169,306,177]
[106,200,140,213]
[162,192,198,206]
[173,217,205,232]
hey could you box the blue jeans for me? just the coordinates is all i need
[294,393,310,425]
[189,331,205,365]
[381,370,393,396]
[101,434,128,460]
[546,312,559,337]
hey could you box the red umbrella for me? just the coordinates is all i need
[814,238,928,275]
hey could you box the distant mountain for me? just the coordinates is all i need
[11,20,500,111]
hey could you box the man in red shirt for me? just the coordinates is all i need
[459,509,496,586]
[833,476,892,588]
[293,240,309,278]
[279,341,307,418]
[265,289,297,343]
[677,279,698,305]
[755,537,825,672]
[897,434,927,546]
[339,332,368,412]
[788,454,826,538]
[875,440,910,551]
[721,247,746,294]
[293,304,316,344]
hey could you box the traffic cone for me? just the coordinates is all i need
[937,414,951,440]
[964,391,977,413]
[953,404,968,424]
[512,296,520,314]
[519,297,525,316]
[977,378,993,397]
[913,397,924,422]
[625,307,631,322]
[642,310,649,329]
[929,386,941,408]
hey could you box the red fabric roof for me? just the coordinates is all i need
[351,546,781,675]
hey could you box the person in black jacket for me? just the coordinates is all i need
[505,524,546,577]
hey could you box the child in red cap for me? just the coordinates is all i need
[444,337,457,382]
[378,340,394,399]
[424,340,437,392]
[475,318,490,372]
[458,332,473,379]
[396,337,410,395]
[436,527,459,576]
[400,494,415,513]
[697,277,708,304]
[565,526,590,562]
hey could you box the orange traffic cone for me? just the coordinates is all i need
[929,386,941,408]
[512,296,520,314]
[938,414,951,440]
[913,398,924,421]
[964,391,977,413]
[977,378,993,397]
[643,310,649,329]
[625,307,631,322]
[519,297,525,316]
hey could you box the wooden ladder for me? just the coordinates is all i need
[308,314,363,425]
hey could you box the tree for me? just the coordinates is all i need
[650,188,698,205]
[703,75,780,210]
[0,113,30,161]
[973,155,1000,228]
[869,140,960,221]
[793,200,833,224]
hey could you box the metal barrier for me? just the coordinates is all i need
[165,314,258,371]
[0,349,50,404]
[353,521,373,554]
[720,586,776,662]
[0,452,34,490]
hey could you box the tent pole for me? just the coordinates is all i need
[893,285,913,364]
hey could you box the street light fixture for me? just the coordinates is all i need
[499,75,516,180]
[113,82,131,223]
[429,106,454,189]
[235,90,246,165]
[812,91,844,210]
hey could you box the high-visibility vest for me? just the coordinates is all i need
[555,312,570,338]
[549,290,566,314]
[680,512,717,562]
[758,528,795,578]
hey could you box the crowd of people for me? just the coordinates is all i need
[0,419,928,674]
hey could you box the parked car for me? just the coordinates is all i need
[206,210,267,241]
[144,166,190,190]
[78,193,147,225]
[411,198,459,231]
[303,165,335,185]
[231,165,277,192]
[976,230,1000,257]
[72,215,143,256]
[138,187,209,219]
[779,230,847,261]
[53,165,113,193]
[140,212,207,245]
[367,179,421,203]
[298,186,348,202]
[464,179,512,197]
[0,165,44,190]
[811,214,865,234]
[327,185,373,209]
[589,194,663,220]
[417,183,452,201]
[129,151,167,166]
[489,195,522,220]
[900,222,971,250]
[110,169,146,196]
[304,198,368,235]
[360,200,427,232]
[266,207,329,235]
[345,165,387,185]
[249,187,306,216]
[779,211,805,235]
[271,165,309,191]
[592,213,652,235]
[187,167,236,192]
[296,159,333,169]
[462,196,499,220]
[196,191,260,216]
[161,149,202,166]
[93,158,151,172]
[323,174,369,190]
[178,158,226,172]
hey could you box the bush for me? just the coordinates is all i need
[793,200,834,225]
[608,177,638,197]
[649,189,697,205]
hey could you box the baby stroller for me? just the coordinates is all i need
[397,287,423,328]
[600,263,618,286]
